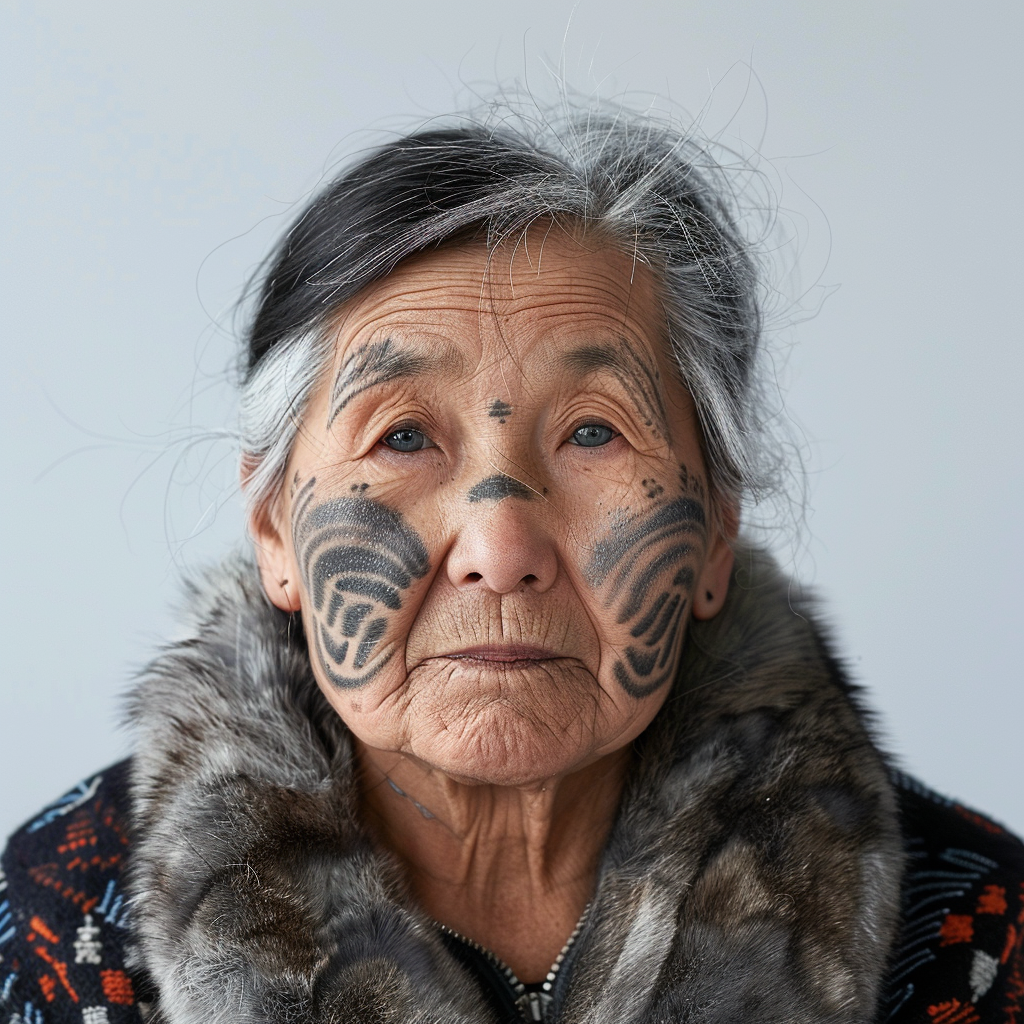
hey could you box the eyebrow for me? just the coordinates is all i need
[559,342,670,437]
[326,337,453,427]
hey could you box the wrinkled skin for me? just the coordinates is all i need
[252,226,735,978]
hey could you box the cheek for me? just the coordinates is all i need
[291,477,431,690]
[582,470,708,699]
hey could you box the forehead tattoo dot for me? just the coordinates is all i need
[488,399,513,424]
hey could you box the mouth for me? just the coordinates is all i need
[444,644,564,664]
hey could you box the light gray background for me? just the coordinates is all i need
[2,0,1021,838]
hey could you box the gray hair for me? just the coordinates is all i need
[239,104,781,528]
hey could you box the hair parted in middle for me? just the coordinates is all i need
[239,102,778,527]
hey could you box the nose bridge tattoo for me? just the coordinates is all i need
[587,465,707,698]
[292,477,431,688]
[465,398,536,503]
[467,474,534,503]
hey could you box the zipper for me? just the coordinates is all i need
[435,920,528,1017]
[436,903,590,1023]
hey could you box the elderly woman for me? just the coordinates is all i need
[2,109,1022,1024]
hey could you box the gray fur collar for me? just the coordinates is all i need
[125,548,903,1024]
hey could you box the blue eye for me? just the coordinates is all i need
[570,424,616,447]
[382,427,433,452]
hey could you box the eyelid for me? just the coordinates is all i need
[562,422,620,453]
[376,412,429,438]
[378,419,437,452]
[566,417,619,438]
[558,393,666,453]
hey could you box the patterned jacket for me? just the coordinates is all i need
[1,553,1022,1023]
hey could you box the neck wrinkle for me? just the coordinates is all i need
[353,739,630,979]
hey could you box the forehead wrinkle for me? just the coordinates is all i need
[483,254,540,407]
[470,274,542,407]
[340,332,467,380]
[476,304,643,409]
[494,307,541,408]
[558,340,650,381]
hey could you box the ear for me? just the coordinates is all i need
[245,465,302,614]
[692,503,738,621]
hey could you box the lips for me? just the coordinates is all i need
[445,644,562,663]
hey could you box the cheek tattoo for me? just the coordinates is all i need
[587,466,708,699]
[292,477,430,688]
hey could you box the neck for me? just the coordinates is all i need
[355,742,631,982]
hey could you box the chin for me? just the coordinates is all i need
[401,661,608,786]
[412,721,592,787]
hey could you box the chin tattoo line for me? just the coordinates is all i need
[292,476,430,688]
[588,466,708,699]
[386,778,436,819]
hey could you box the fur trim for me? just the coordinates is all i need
[124,548,903,1023]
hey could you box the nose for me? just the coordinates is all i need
[445,475,558,594]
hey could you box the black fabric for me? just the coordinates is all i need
[879,772,1024,1023]
[439,930,525,1023]
[2,763,1022,1024]
[0,761,143,1024]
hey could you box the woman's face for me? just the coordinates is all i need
[255,227,735,787]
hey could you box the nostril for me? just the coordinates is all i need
[448,540,557,594]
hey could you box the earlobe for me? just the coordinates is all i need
[692,506,738,621]
[250,501,302,614]
[265,572,301,613]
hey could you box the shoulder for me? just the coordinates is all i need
[883,772,1024,1023]
[1,762,145,1024]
